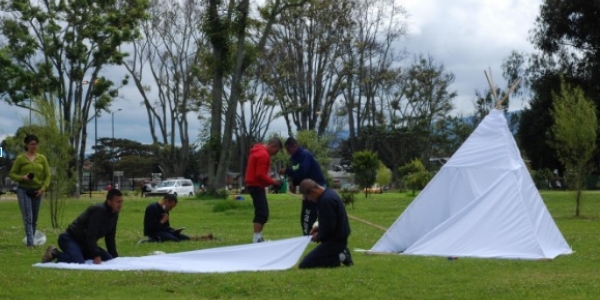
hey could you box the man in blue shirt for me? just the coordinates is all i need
[279,137,326,235]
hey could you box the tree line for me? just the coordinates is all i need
[0,0,598,204]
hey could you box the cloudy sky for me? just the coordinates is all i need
[0,0,542,152]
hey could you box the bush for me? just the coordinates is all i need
[530,168,553,190]
[195,189,229,200]
[399,159,432,195]
[352,150,379,197]
[215,189,229,199]
[339,188,358,209]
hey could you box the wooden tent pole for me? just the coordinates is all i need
[495,79,521,109]
[484,69,499,102]
[485,68,521,110]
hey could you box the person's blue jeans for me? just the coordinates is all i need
[17,188,42,247]
[151,231,190,242]
[55,232,113,264]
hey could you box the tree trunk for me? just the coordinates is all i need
[215,0,250,192]
[207,50,226,192]
[575,168,583,217]
[575,188,581,217]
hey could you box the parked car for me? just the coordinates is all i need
[143,183,156,193]
[147,178,195,197]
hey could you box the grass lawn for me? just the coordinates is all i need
[0,190,599,299]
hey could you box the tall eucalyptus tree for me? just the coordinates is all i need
[202,0,308,192]
[123,0,207,177]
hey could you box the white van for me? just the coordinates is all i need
[153,178,195,197]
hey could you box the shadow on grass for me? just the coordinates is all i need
[552,215,600,221]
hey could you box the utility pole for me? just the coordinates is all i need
[111,109,122,186]
[84,79,99,197]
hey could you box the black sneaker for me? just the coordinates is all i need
[340,247,353,266]
[41,245,56,263]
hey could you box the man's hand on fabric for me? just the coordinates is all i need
[93,256,102,264]
[310,226,319,242]
[310,231,318,242]
[161,213,169,224]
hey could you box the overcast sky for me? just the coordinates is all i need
[0,0,541,151]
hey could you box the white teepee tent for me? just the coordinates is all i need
[369,109,572,259]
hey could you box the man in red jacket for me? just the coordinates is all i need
[245,138,283,243]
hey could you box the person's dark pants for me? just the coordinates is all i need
[301,199,318,235]
[149,231,190,242]
[299,240,347,269]
[55,232,113,264]
[248,186,268,224]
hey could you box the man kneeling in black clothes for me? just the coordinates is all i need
[143,194,189,242]
[298,179,353,268]
[42,189,124,264]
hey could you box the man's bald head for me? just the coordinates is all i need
[299,179,323,201]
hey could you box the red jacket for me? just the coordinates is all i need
[245,144,275,188]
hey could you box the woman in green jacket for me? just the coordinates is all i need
[9,134,51,247]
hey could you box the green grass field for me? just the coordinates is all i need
[0,191,599,300]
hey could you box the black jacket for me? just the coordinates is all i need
[285,147,326,186]
[144,202,173,237]
[316,188,351,243]
[66,202,119,258]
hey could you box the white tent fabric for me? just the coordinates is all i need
[370,109,572,259]
[33,236,311,273]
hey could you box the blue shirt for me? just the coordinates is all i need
[285,147,326,186]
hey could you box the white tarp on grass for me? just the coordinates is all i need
[369,109,572,260]
[33,236,311,273]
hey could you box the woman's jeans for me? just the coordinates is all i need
[17,188,42,247]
